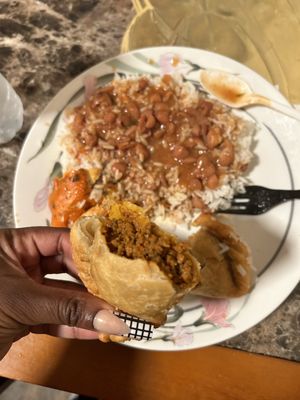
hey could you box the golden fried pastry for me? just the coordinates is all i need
[189,215,255,298]
[70,200,201,327]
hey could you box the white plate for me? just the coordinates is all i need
[13,46,300,351]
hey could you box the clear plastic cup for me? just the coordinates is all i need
[0,73,23,144]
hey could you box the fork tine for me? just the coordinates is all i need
[231,186,265,199]
[230,197,250,204]
[219,185,299,215]
[219,186,266,215]
[218,206,249,215]
[218,206,265,215]
[229,191,250,199]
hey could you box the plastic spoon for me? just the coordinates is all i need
[199,70,300,122]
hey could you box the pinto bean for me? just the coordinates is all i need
[191,123,201,137]
[163,90,173,102]
[138,78,149,90]
[97,93,113,107]
[197,100,213,117]
[80,130,97,147]
[186,108,198,117]
[193,169,202,179]
[120,112,132,127]
[150,93,162,103]
[194,163,216,179]
[206,126,223,149]
[127,102,140,120]
[154,102,169,112]
[72,114,85,134]
[192,196,205,209]
[166,122,176,135]
[195,155,216,179]
[172,145,189,159]
[186,114,197,127]
[196,154,211,169]
[153,129,164,139]
[140,110,156,131]
[183,156,197,164]
[111,162,127,178]
[94,123,106,138]
[184,137,197,148]
[146,117,156,130]
[103,111,117,124]
[187,178,203,191]
[204,163,216,178]
[145,180,159,190]
[117,140,134,150]
[155,110,169,124]
[199,121,210,136]
[219,140,235,166]
[206,174,219,189]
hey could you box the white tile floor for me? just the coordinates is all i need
[0,381,72,400]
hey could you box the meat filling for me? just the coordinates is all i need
[100,214,195,288]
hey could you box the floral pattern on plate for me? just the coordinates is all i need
[14,46,300,351]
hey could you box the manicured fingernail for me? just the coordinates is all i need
[93,310,130,335]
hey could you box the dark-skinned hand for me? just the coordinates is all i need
[0,227,129,361]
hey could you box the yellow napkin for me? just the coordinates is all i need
[122,0,300,103]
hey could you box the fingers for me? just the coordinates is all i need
[39,255,79,278]
[43,278,84,291]
[30,325,100,340]
[0,228,130,344]
[9,281,129,337]
[10,227,79,276]
[0,343,12,361]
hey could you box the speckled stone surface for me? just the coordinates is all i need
[0,0,299,362]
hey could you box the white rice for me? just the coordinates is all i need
[58,74,256,227]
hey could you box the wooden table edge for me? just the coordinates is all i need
[0,334,299,399]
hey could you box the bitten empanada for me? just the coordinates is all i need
[70,200,201,326]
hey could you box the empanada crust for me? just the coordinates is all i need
[71,202,200,325]
[190,215,255,298]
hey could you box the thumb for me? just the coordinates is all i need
[11,281,130,336]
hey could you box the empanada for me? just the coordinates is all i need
[70,200,201,326]
[189,215,255,298]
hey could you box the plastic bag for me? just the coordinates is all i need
[0,73,23,144]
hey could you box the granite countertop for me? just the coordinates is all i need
[0,0,299,362]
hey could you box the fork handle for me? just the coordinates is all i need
[271,189,300,201]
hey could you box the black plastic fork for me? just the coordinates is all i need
[218,185,300,215]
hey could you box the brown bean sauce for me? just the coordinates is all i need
[70,76,239,193]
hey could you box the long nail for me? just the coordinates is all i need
[93,310,130,335]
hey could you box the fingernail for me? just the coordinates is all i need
[93,310,130,335]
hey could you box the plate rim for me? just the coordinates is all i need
[13,45,300,351]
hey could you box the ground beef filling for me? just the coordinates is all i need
[100,216,195,288]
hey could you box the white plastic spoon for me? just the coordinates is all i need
[199,69,300,122]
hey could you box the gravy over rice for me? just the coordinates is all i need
[49,74,255,227]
